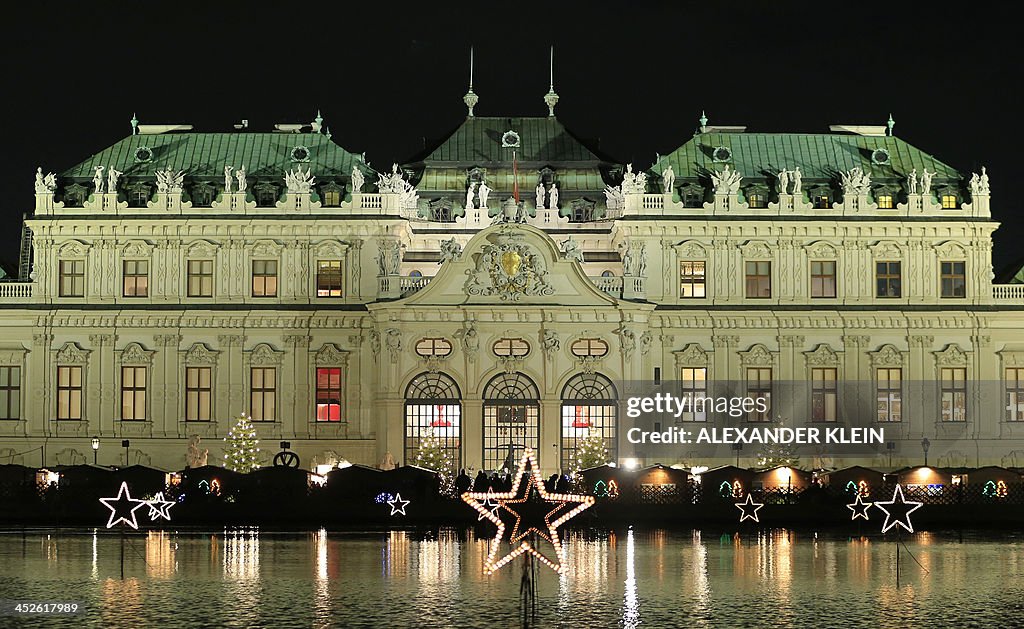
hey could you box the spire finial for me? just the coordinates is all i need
[130,112,139,136]
[324,126,332,140]
[699,110,708,134]
[543,46,559,117]
[887,113,895,136]
[312,109,324,133]
[463,46,478,118]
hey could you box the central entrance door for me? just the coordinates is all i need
[482,372,540,472]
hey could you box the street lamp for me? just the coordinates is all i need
[122,439,130,467]
[91,436,99,465]
[921,437,931,467]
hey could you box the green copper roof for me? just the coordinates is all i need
[412,116,605,164]
[61,132,369,180]
[652,132,962,182]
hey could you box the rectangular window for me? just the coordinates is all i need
[316,260,343,297]
[875,261,901,298]
[877,194,894,209]
[192,187,214,207]
[810,261,837,298]
[678,367,707,422]
[745,261,771,298]
[185,367,212,422]
[941,194,958,209]
[122,260,149,297]
[252,260,278,297]
[121,366,147,421]
[679,261,706,298]
[187,260,214,297]
[57,365,83,420]
[59,260,86,297]
[1007,368,1024,421]
[747,193,766,208]
[250,367,276,421]
[877,368,902,422]
[940,261,966,298]
[940,367,967,422]
[746,368,772,422]
[813,193,830,209]
[323,189,342,207]
[811,368,837,422]
[316,367,343,422]
[0,366,20,420]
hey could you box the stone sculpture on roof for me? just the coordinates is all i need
[549,183,558,209]
[661,165,675,193]
[351,166,364,193]
[224,165,233,193]
[478,181,492,209]
[839,167,871,196]
[777,168,789,194]
[235,165,247,192]
[465,183,476,210]
[711,165,743,194]
[535,182,546,209]
[35,167,56,194]
[93,166,105,194]
[920,168,933,196]
[155,169,185,194]
[907,168,918,194]
[107,168,122,193]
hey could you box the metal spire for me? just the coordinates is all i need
[698,111,708,134]
[543,46,559,117]
[463,47,478,118]
[313,109,324,133]
[887,113,895,136]
[130,112,139,136]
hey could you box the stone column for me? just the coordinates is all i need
[153,334,181,437]
[88,334,117,435]
[539,398,562,475]
[285,334,312,439]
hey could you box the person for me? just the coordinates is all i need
[473,470,488,492]
[547,473,559,493]
[455,469,472,495]
[555,474,570,493]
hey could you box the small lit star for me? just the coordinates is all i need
[146,492,175,522]
[735,494,764,523]
[387,493,410,516]
[478,490,500,522]
[874,485,923,533]
[846,494,872,521]
[99,482,147,529]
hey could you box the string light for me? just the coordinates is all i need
[387,493,410,516]
[99,482,147,529]
[461,448,594,575]
[846,494,872,521]
[735,493,763,523]
[874,485,923,533]
[146,492,175,522]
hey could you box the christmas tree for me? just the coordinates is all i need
[570,433,610,480]
[413,429,455,495]
[755,416,800,469]
[223,412,261,473]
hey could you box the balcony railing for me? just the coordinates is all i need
[590,275,623,296]
[0,282,32,298]
[994,284,1024,301]
[400,275,432,294]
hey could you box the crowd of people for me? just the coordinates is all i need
[452,469,574,495]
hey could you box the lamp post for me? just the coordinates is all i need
[122,439,130,467]
[921,437,931,467]
[91,436,99,466]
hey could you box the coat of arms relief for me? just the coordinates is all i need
[464,229,554,301]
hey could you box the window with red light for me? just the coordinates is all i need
[316,367,342,422]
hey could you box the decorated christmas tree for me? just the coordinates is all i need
[570,433,611,480]
[755,416,800,469]
[223,412,261,473]
[413,429,455,495]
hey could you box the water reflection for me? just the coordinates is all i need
[145,531,176,579]
[622,529,639,629]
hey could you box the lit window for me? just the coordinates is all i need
[811,368,837,422]
[57,366,83,421]
[875,261,901,298]
[250,367,276,421]
[121,366,147,421]
[59,260,86,297]
[810,261,836,298]
[877,368,902,422]
[745,261,771,298]
[560,373,617,470]
[1007,368,1024,421]
[940,261,966,298]
[746,368,772,422]
[316,367,342,422]
[570,338,609,357]
[941,194,958,209]
[415,338,453,357]
[493,338,530,357]
[316,260,343,297]
[321,184,343,207]
[747,192,766,208]
[404,372,461,469]
[679,261,706,298]
[123,260,149,297]
[940,367,967,422]
[252,260,278,297]
[0,366,21,420]
[813,193,830,209]
[187,260,214,297]
[678,368,707,422]
[185,367,212,422]
[877,194,894,209]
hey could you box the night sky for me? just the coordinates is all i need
[2,2,1020,274]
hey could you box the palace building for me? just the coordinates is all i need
[1,90,1023,475]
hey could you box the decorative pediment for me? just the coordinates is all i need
[315,343,349,366]
[674,343,708,366]
[803,241,838,259]
[869,240,902,258]
[184,342,218,365]
[465,231,554,301]
[122,240,154,258]
[55,342,90,364]
[119,342,153,365]
[248,343,282,366]
[870,344,904,367]
[187,239,220,258]
[315,239,348,258]
[57,240,91,257]
[739,343,775,366]
[804,343,840,366]
[251,239,284,258]
[738,240,772,259]
[0,344,27,365]
[934,343,968,366]
[933,240,967,258]
[673,240,707,258]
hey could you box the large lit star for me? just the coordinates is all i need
[387,493,410,516]
[146,492,175,522]
[99,482,147,529]
[735,494,764,523]
[874,485,922,533]
[461,448,594,574]
[846,494,872,521]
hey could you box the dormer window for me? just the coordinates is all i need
[877,193,894,209]
[127,182,150,208]
[191,182,214,207]
[812,191,831,209]
[680,185,704,208]
[570,198,596,222]
[64,183,87,207]
[428,198,454,222]
[941,194,958,209]
[747,191,767,209]
[320,182,343,207]
[254,183,278,207]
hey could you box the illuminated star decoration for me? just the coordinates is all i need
[461,448,594,574]
[387,493,410,516]
[735,493,764,523]
[146,492,175,522]
[846,494,873,521]
[874,485,923,533]
[99,482,147,529]
[477,490,500,522]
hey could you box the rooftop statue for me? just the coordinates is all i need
[107,167,122,194]
[34,167,56,194]
[548,183,558,209]
[907,168,918,195]
[560,236,583,262]
[920,168,933,195]
[620,163,647,195]
[777,168,789,195]
[478,181,492,208]
[839,167,871,196]
[535,182,546,209]
[351,166,364,193]
[93,165,105,194]
[792,167,802,194]
[285,166,316,193]
[224,165,233,193]
[981,166,990,194]
[661,165,675,193]
[711,165,743,194]
[235,166,247,192]
[465,182,476,210]
[155,169,185,194]
[604,184,624,210]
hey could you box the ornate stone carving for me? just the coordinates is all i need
[839,167,871,195]
[120,342,153,365]
[155,168,185,194]
[542,329,560,359]
[739,240,772,259]
[248,343,282,366]
[251,239,283,257]
[57,240,91,257]
[739,344,774,366]
[315,343,349,366]
[440,238,463,263]
[620,163,647,195]
[186,435,209,468]
[187,239,220,258]
[674,343,708,366]
[455,321,479,363]
[870,344,904,367]
[614,325,637,360]
[639,331,653,356]
[55,342,90,364]
[934,344,968,366]
[969,166,990,196]
[711,165,742,194]
[933,240,967,258]
[464,230,554,301]
[35,167,57,193]
[620,240,647,277]
[559,236,583,262]
[184,343,218,365]
[384,328,402,363]
[674,240,706,258]
[284,166,315,193]
[351,166,365,193]
[368,330,381,362]
[804,344,839,366]
[869,241,902,258]
[804,241,838,259]
[376,239,403,276]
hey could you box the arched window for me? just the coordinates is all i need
[483,372,540,471]
[404,372,461,468]
[561,373,617,471]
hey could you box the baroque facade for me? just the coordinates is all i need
[2,101,1023,474]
